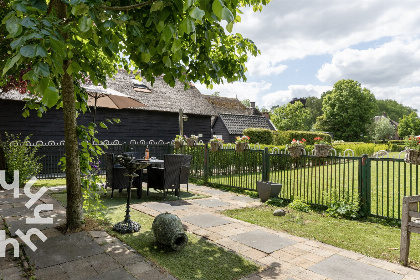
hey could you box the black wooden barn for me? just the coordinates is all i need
[0,70,215,144]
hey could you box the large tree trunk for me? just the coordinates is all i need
[62,66,84,231]
[56,0,84,231]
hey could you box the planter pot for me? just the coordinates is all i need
[257,181,282,202]
[174,140,183,149]
[405,149,420,165]
[236,142,248,153]
[314,144,332,158]
[210,142,221,152]
[186,138,197,147]
[288,145,304,158]
[152,213,188,251]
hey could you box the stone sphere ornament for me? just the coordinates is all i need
[152,212,188,251]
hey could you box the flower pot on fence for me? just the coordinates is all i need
[404,149,420,165]
[288,145,304,158]
[314,144,332,158]
[257,181,282,202]
[174,140,183,149]
[210,142,221,152]
[186,138,197,147]
[236,142,248,153]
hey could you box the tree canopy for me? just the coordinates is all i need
[270,101,311,131]
[315,79,376,141]
[374,99,417,122]
[371,117,395,141]
[2,0,269,230]
[398,112,420,138]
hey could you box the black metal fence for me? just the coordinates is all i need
[29,141,420,220]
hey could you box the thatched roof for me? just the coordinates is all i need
[203,95,259,116]
[103,70,216,116]
[1,70,216,116]
[218,114,276,134]
[0,90,32,101]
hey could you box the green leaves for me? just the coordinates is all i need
[41,86,59,108]
[20,45,47,58]
[78,16,93,33]
[33,62,50,77]
[150,1,164,12]
[6,16,22,38]
[189,7,205,22]
[3,54,21,75]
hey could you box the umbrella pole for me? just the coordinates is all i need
[93,93,98,125]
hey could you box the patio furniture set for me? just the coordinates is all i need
[105,153,192,200]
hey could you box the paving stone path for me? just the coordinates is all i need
[2,184,420,280]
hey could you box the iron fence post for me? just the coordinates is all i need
[203,142,209,183]
[359,154,371,217]
[262,147,269,182]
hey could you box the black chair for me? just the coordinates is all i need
[105,153,143,199]
[147,154,192,199]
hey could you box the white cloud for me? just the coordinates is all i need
[317,38,420,87]
[195,80,272,103]
[261,84,331,108]
[233,0,420,77]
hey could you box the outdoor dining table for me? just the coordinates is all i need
[112,157,164,198]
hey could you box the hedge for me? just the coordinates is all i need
[243,128,273,145]
[273,131,332,146]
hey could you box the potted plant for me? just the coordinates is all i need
[186,135,199,147]
[209,136,224,152]
[287,138,306,158]
[313,137,332,157]
[235,135,250,152]
[257,181,282,202]
[404,136,420,164]
[174,135,186,149]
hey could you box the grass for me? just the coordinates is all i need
[49,187,261,280]
[223,204,420,269]
[204,155,420,220]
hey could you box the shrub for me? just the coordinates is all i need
[265,197,288,207]
[333,143,388,157]
[324,190,360,219]
[288,198,311,213]
[273,131,331,146]
[243,128,273,145]
[2,133,43,187]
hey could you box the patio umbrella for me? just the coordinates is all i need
[84,86,146,124]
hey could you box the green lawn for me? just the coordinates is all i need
[49,188,261,280]
[223,205,420,269]
[206,156,419,220]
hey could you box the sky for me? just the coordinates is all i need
[195,0,420,113]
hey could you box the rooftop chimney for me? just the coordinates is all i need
[250,101,255,108]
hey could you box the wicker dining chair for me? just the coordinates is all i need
[105,153,143,199]
[147,154,192,199]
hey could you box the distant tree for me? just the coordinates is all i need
[315,80,376,141]
[212,91,220,97]
[241,98,251,107]
[398,112,420,137]
[371,117,395,141]
[304,96,323,130]
[374,99,417,122]
[270,101,311,131]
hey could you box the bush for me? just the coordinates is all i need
[273,131,331,146]
[333,143,388,157]
[324,190,360,219]
[288,198,311,213]
[243,128,273,145]
[2,133,43,187]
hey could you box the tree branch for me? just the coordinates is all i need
[101,0,158,11]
